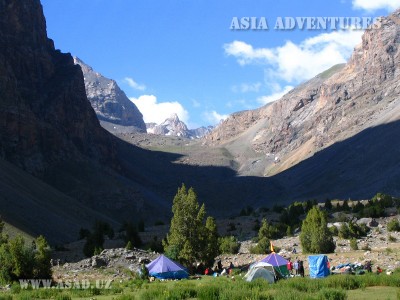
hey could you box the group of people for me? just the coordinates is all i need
[286,258,305,277]
[198,260,234,276]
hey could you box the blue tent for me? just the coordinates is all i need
[308,255,330,278]
[146,255,189,279]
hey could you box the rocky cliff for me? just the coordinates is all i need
[74,57,146,132]
[0,0,116,174]
[205,11,400,178]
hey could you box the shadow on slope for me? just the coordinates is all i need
[3,121,400,245]
[0,159,119,245]
[271,120,400,202]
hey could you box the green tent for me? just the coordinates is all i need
[260,253,290,277]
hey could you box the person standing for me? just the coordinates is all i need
[287,258,293,275]
[294,259,299,275]
[299,260,305,277]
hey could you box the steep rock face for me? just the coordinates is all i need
[146,114,213,139]
[74,57,146,132]
[205,11,400,177]
[0,0,115,173]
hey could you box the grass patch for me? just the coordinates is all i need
[347,286,398,300]
[2,272,400,300]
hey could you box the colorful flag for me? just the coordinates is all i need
[270,241,275,253]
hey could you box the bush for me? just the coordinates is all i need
[329,226,339,236]
[350,238,358,250]
[250,237,270,254]
[387,219,400,232]
[338,223,351,239]
[219,236,240,254]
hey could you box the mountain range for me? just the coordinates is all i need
[74,58,211,139]
[146,114,213,139]
[0,0,399,244]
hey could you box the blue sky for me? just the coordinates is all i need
[41,0,398,128]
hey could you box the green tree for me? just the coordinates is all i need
[163,184,217,267]
[324,199,333,210]
[122,222,142,247]
[33,236,52,279]
[125,241,133,250]
[286,226,293,237]
[338,223,351,239]
[83,220,116,257]
[202,217,220,266]
[300,206,335,253]
[219,236,240,254]
[250,218,273,254]
[250,237,270,254]
[341,200,350,211]
[258,218,279,240]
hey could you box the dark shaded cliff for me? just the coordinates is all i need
[0,0,116,174]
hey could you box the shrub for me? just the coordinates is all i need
[387,219,400,232]
[350,238,358,250]
[219,236,240,254]
[388,235,397,242]
[250,237,270,254]
[329,226,339,236]
[338,223,351,239]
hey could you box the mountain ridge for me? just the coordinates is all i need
[146,113,213,139]
[204,11,400,178]
[74,57,146,132]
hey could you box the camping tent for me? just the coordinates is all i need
[308,255,330,278]
[146,255,189,279]
[260,253,290,277]
[244,262,275,283]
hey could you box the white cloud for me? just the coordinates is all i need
[124,77,146,91]
[203,110,229,125]
[257,85,294,105]
[224,41,274,66]
[130,95,189,124]
[224,30,363,83]
[352,0,400,11]
[232,82,262,93]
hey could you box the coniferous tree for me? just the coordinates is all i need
[33,235,52,279]
[324,199,333,210]
[163,184,218,267]
[300,206,335,253]
[250,218,272,254]
[202,217,220,266]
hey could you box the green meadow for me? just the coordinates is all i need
[1,272,400,300]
